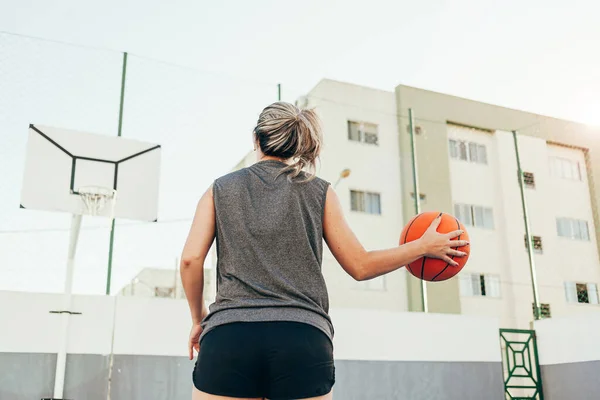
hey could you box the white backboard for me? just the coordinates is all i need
[21,124,161,221]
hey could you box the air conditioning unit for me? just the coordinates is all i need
[406,125,423,135]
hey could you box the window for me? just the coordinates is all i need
[469,142,488,164]
[348,121,361,142]
[365,192,381,214]
[458,141,468,161]
[348,121,379,145]
[449,139,457,158]
[532,303,552,319]
[521,171,535,189]
[459,273,501,298]
[353,275,386,291]
[454,203,494,229]
[448,139,487,164]
[550,157,582,181]
[564,282,599,304]
[350,190,381,215]
[524,235,543,253]
[454,203,473,226]
[557,218,590,241]
[350,190,364,212]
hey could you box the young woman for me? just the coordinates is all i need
[180,102,468,400]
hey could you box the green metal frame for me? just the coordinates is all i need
[499,329,544,400]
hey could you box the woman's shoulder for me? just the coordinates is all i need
[214,168,250,187]
[300,173,331,189]
[214,167,330,191]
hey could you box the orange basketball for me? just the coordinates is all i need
[399,211,470,282]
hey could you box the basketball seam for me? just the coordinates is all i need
[403,213,424,276]
[422,212,444,280]
[431,217,462,282]
[403,213,423,244]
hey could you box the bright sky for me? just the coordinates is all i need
[1,0,599,294]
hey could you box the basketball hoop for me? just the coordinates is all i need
[78,186,117,217]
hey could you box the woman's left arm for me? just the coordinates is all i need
[180,185,215,357]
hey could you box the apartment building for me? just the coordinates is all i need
[232,79,600,329]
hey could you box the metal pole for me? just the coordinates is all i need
[409,108,428,313]
[512,130,541,320]
[106,51,128,295]
[106,296,118,400]
[53,213,83,399]
[117,52,128,138]
[277,83,281,101]
[333,177,342,189]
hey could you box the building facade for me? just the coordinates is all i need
[233,79,600,329]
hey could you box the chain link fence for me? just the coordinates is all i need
[0,32,278,295]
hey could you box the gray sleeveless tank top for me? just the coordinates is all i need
[199,159,334,342]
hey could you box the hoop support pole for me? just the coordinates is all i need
[52,213,82,399]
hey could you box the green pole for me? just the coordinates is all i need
[106,51,128,295]
[117,52,128,138]
[277,83,281,101]
[409,108,428,313]
[513,130,541,320]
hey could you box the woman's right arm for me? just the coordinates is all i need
[323,186,468,281]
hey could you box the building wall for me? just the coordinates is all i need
[448,126,600,328]
[498,132,600,327]
[306,79,409,312]
[395,83,600,324]
[228,80,600,326]
[447,125,513,323]
[395,84,600,258]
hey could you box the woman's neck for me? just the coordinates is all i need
[257,154,289,164]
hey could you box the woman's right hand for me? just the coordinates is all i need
[418,214,469,266]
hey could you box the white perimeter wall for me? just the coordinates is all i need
[0,291,500,363]
[534,314,600,365]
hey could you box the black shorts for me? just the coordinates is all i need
[193,321,335,399]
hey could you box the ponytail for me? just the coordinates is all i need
[254,102,323,181]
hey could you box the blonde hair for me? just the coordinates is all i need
[254,101,323,181]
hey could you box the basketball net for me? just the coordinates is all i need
[78,186,117,217]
